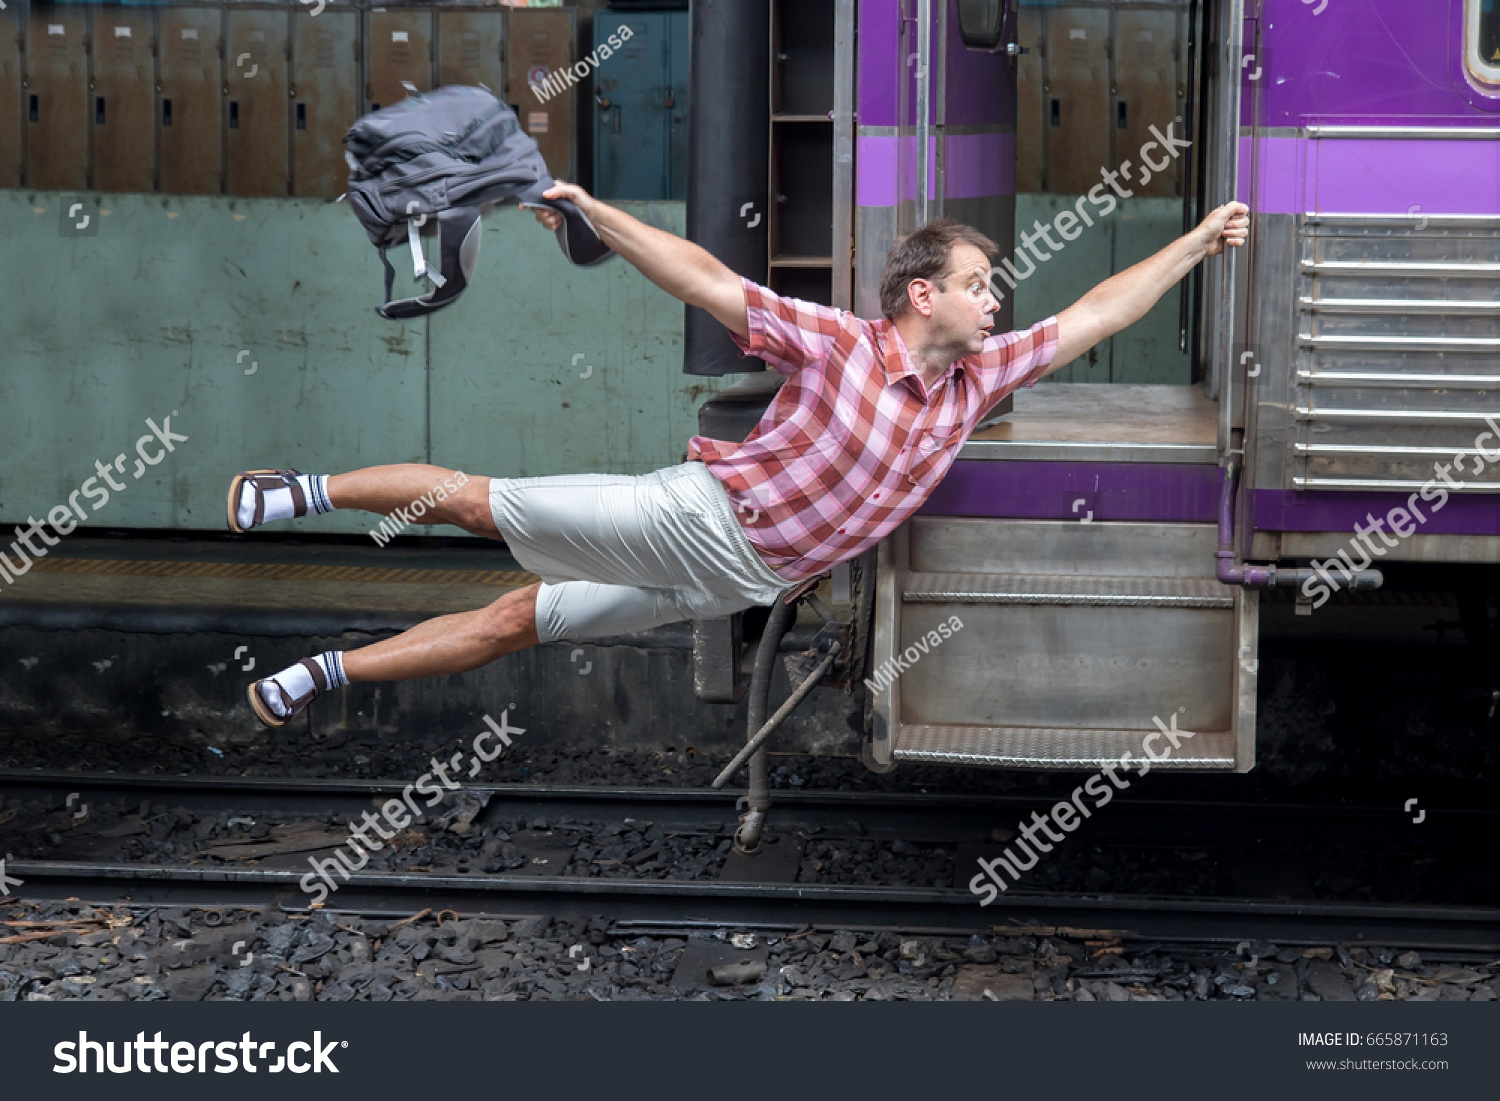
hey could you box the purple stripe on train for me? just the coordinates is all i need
[857,133,1017,207]
[922,463,1499,537]
[920,462,1222,523]
[1254,490,1500,537]
[1241,137,1500,215]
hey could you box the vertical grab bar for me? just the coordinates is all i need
[1178,0,1201,355]
[915,0,932,227]
[1216,0,1245,463]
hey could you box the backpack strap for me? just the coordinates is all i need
[407,218,447,289]
[376,205,482,320]
[379,245,397,310]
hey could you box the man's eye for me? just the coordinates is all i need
[965,284,987,302]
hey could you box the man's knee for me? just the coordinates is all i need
[481,583,542,649]
[454,477,499,536]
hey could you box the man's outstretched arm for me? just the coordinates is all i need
[1049,201,1250,372]
[526,182,750,340]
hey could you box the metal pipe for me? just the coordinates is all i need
[1214,462,1382,591]
[713,642,841,789]
[1215,463,1275,587]
[733,599,795,855]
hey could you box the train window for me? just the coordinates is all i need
[1467,0,1500,87]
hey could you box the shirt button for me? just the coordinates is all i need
[838,528,846,534]
[873,493,880,500]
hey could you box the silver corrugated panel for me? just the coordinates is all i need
[904,571,1234,608]
[1293,215,1500,492]
[893,724,1237,770]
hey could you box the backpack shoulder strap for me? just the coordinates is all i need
[407,217,447,289]
[379,245,397,309]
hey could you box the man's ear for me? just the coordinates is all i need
[907,278,936,319]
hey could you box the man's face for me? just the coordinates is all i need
[925,244,1000,357]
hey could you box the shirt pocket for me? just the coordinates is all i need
[905,426,960,488]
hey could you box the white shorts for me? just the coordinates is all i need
[487,462,790,643]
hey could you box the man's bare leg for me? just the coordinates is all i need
[243,465,546,725]
[342,582,542,683]
[326,464,500,538]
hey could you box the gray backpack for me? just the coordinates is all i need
[343,84,613,320]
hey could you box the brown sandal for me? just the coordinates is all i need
[226,469,307,534]
[246,658,328,729]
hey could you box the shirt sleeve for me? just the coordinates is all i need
[729,277,850,378]
[970,317,1060,415]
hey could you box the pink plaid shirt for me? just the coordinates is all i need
[688,278,1059,582]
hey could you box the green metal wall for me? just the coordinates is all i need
[0,195,723,536]
[1013,195,1191,384]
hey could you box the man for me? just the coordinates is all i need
[232,183,1249,727]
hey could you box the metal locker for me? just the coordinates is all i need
[505,7,574,181]
[0,5,22,188]
[1042,7,1109,195]
[292,11,358,199]
[1015,4,1044,193]
[593,11,688,200]
[1114,9,1181,198]
[437,9,504,92]
[226,10,289,197]
[368,9,433,112]
[159,9,223,195]
[91,7,156,194]
[25,7,88,190]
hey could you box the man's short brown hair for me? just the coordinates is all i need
[878,218,998,321]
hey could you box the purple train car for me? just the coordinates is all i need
[695,0,1498,786]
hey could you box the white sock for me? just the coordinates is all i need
[256,651,348,718]
[237,473,334,531]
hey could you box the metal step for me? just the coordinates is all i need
[893,724,1238,770]
[904,571,1234,609]
[869,519,1257,774]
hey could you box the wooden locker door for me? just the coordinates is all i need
[159,9,223,195]
[226,10,290,196]
[0,5,22,188]
[437,9,505,92]
[505,8,574,181]
[25,8,88,190]
[1043,7,1110,196]
[91,7,156,193]
[1015,5,1044,194]
[368,9,433,112]
[292,11,358,199]
[1114,9,1181,198]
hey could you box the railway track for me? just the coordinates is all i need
[3,769,1497,951]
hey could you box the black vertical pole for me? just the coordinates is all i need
[683,0,771,376]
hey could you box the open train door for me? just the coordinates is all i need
[864,0,1260,775]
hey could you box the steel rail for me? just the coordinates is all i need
[10,859,1499,951]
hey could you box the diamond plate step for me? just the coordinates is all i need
[903,572,1234,608]
[893,724,1238,769]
